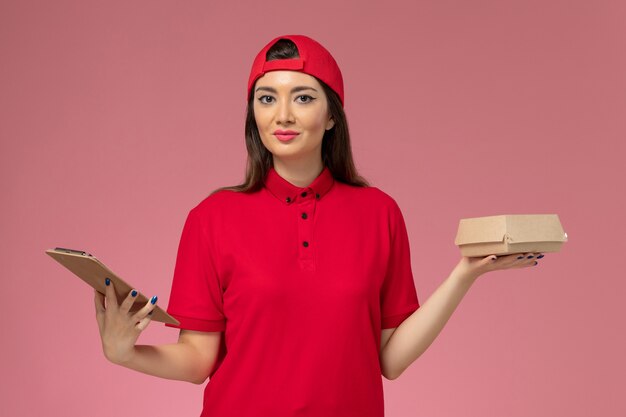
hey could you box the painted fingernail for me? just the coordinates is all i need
[527,255,534,259]
[517,256,524,259]
[105,278,110,286]
[151,296,158,304]
[131,290,137,297]
[537,254,544,259]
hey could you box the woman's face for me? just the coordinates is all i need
[253,70,335,165]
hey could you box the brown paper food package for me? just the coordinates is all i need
[454,214,568,257]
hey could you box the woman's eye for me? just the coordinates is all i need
[297,95,315,103]
[258,95,273,104]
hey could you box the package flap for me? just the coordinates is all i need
[454,215,507,244]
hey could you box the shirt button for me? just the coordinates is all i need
[302,241,309,247]
[315,193,320,199]
[286,196,291,203]
[301,191,307,198]
[301,212,307,219]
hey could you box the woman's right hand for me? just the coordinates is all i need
[94,278,157,365]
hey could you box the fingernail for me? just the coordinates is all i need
[131,290,137,297]
[527,255,534,259]
[517,256,524,259]
[105,278,110,286]
[151,296,158,304]
[537,254,544,259]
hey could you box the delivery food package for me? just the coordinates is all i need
[454,214,568,257]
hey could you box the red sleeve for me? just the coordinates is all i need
[380,199,420,329]
[164,207,226,332]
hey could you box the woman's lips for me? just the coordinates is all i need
[275,133,299,141]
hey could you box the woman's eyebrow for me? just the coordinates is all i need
[255,86,318,94]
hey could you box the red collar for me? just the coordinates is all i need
[264,166,335,204]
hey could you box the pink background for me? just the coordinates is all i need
[1,0,624,416]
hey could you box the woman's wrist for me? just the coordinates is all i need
[104,344,137,366]
[451,260,482,287]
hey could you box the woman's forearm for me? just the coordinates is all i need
[112,342,209,385]
[381,269,477,380]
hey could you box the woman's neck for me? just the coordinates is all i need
[272,158,324,188]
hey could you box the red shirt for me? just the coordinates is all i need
[165,166,420,417]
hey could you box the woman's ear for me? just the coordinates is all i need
[326,117,335,130]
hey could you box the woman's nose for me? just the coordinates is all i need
[276,100,295,123]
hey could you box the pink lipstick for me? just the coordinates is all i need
[274,130,300,142]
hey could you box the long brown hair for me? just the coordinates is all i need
[210,38,370,196]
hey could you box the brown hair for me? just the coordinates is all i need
[210,38,370,196]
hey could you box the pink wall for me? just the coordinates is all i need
[1,0,624,416]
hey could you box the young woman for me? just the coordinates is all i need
[94,34,543,417]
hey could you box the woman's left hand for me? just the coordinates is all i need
[453,252,544,284]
